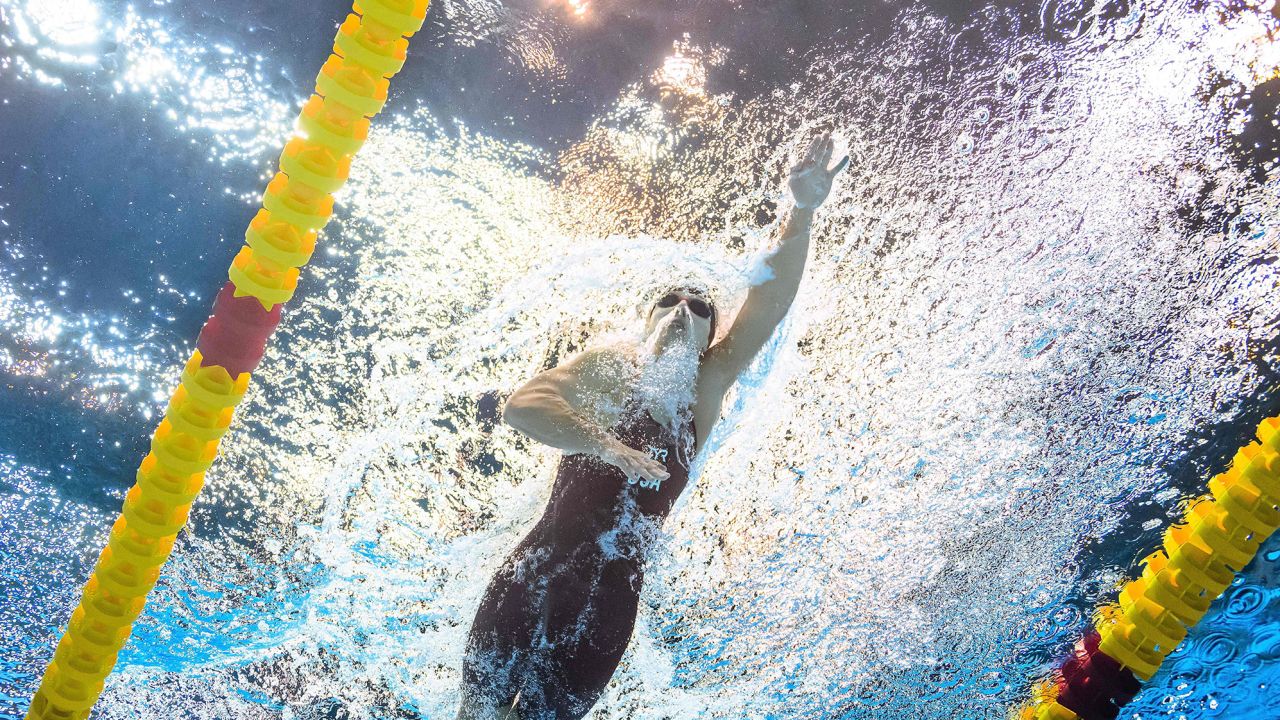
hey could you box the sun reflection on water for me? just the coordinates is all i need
[21,0,102,50]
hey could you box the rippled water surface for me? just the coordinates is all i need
[2,0,1279,718]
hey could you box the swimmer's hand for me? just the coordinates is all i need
[789,131,849,209]
[598,438,670,485]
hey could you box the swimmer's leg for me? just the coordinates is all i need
[456,640,521,720]
[458,546,544,720]
[532,558,644,719]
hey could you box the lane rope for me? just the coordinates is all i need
[1013,415,1280,720]
[24,2,429,717]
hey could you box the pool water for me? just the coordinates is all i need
[1,0,1279,718]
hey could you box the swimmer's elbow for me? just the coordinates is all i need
[501,388,553,431]
[501,393,533,430]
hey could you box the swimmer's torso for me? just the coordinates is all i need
[459,391,696,719]
[543,392,696,542]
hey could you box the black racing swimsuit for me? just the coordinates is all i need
[460,394,696,719]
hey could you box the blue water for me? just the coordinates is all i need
[2,0,1280,718]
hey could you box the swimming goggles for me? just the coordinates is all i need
[655,292,713,319]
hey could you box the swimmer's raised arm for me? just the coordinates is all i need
[502,347,670,483]
[700,132,848,394]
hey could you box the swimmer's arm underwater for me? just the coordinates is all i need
[502,347,670,483]
[701,132,848,390]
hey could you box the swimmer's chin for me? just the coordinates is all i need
[646,318,696,354]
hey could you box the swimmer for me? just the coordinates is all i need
[457,131,849,719]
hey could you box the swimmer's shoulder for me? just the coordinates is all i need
[546,342,640,426]
[569,341,641,393]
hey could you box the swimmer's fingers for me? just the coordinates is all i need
[644,458,671,482]
[817,135,834,167]
[608,447,670,484]
[801,135,822,167]
[829,155,850,176]
[635,456,670,483]
[627,452,669,483]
